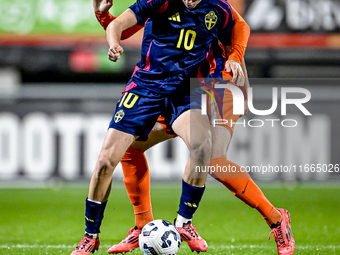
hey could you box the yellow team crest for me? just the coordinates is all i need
[114,109,125,123]
[205,11,218,30]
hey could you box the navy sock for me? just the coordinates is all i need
[178,180,205,219]
[85,198,107,234]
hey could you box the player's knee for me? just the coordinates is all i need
[191,144,211,163]
[211,147,227,159]
[190,134,212,161]
[94,158,116,179]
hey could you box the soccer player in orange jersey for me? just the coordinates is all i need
[71,1,295,255]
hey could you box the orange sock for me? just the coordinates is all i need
[121,147,154,229]
[209,157,281,226]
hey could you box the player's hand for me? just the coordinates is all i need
[108,45,124,62]
[225,60,245,87]
[93,0,113,13]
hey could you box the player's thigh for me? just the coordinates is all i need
[130,121,175,151]
[98,128,136,167]
[208,87,240,158]
[208,86,240,137]
[172,109,211,151]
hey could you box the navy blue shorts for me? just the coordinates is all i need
[109,87,201,141]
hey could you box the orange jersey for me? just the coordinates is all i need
[228,6,250,64]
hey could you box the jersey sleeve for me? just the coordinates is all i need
[217,2,235,46]
[95,11,115,30]
[94,11,144,40]
[228,6,250,64]
[129,0,170,26]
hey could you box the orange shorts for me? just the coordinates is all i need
[157,115,168,129]
[156,115,177,136]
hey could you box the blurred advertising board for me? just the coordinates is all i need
[0,0,135,35]
[3,0,339,35]
[245,0,340,33]
[244,0,340,48]
[229,0,340,47]
[1,0,340,48]
[0,0,144,48]
[0,79,339,182]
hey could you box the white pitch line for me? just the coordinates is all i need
[0,244,111,249]
[1,244,340,250]
[213,245,340,250]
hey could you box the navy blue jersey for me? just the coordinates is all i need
[127,0,234,96]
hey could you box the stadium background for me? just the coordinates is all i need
[0,0,339,183]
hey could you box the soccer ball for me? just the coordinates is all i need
[139,219,181,255]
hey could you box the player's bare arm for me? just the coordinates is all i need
[106,9,137,62]
[93,0,112,13]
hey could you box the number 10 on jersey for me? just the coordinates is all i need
[176,29,196,50]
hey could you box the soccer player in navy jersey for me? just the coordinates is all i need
[71,1,237,254]
[71,1,295,255]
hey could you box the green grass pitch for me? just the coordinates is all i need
[1,182,340,255]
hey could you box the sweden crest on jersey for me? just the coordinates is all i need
[114,109,125,123]
[205,11,218,30]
